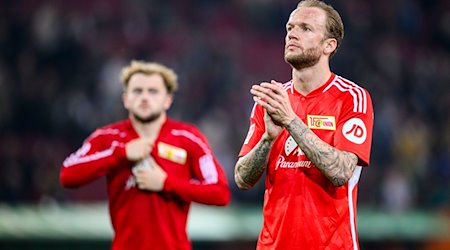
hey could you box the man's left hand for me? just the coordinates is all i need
[134,158,167,192]
[251,80,297,127]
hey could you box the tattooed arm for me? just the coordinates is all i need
[234,135,274,190]
[235,108,283,190]
[251,81,358,187]
[286,117,358,186]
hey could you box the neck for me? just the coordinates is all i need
[130,113,166,139]
[291,58,332,95]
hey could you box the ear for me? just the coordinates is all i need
[164,94,173,110]
[122,91,129,109]
[323,38,337,56]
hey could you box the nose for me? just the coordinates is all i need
[287,27,299,40]
[140,92,150,102]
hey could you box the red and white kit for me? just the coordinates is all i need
[240,73,373,250]
[61,118,230,250]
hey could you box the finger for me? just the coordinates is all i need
[253,96,270,110]
[254,84,286,103]
[253,96,276,114]
[135,176,141,184]
[251,86,277,103]
[252,84,276,93]
[148,158,159,169]
[253,96,266,106]
[252,89,284,111]
[252,94,272,109]
[271,80,283,86]
[260,82,284,94]
[134,170,142,178]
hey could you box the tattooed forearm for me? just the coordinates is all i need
[235,137,273,190]
[287,117,358,186]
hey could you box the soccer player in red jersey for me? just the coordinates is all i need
[60,61,230,250]
[234,1,373,249]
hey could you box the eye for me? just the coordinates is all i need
[132,88,142,94]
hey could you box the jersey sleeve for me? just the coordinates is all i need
[239,102,266,157]
[162,127,230,206]
[334,89,374,166]
[60,129,127,188]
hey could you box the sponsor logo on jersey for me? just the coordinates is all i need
[284,136,304,156]
[276,136,310,170]
[342,118,367,144]
[158,142,187,164]
[275,155,311,170]
[307,115,336,130]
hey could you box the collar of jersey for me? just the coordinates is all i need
[291,73,336,98]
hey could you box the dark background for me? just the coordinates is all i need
[0,0,449,249]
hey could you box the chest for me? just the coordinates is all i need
[289,93,345,141]
[111,131,193,179]
[289,92,343,119]
[152,138,192,178]
[265,94,345,181]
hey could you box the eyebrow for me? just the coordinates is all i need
[286,22,313,30]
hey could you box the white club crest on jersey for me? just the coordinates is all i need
[284,136,304,156]
[342,118,367,144]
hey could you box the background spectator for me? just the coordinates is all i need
[0,0,449,214]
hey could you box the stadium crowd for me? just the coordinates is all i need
[0,0,449,214]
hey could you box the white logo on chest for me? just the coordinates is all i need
[284,136,304,156]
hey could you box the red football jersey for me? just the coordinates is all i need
[61,118,230,250]
[239,73,373,250]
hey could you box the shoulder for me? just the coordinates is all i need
[325,75,370,94]
[165,118,205,137]
[88,120,129,141]
[165,118,212,151]
[324,74,372,113]
[166,118,199,131]
[166,118,209,141]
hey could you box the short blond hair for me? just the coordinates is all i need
[120,60,178,93]
[297,0,344,56]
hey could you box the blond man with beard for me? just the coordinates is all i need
[61,61,230,250]
[235,1,374,249]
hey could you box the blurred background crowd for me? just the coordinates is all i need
[0,0,449,217]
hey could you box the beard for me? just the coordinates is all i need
[131,111,162,124]
[284,45,321,70]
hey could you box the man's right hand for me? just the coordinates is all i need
[125,138,154,161]
[263,110,283,141]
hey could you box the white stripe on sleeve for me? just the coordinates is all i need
[199,154,218,184]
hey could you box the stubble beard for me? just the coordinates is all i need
[284,46,321,70]
[132,111,162,124]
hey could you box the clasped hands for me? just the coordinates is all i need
[251,80,297,139]
[126,138,167,192]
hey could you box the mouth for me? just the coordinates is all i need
[286,44,300,50]
[139,104,150,110]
